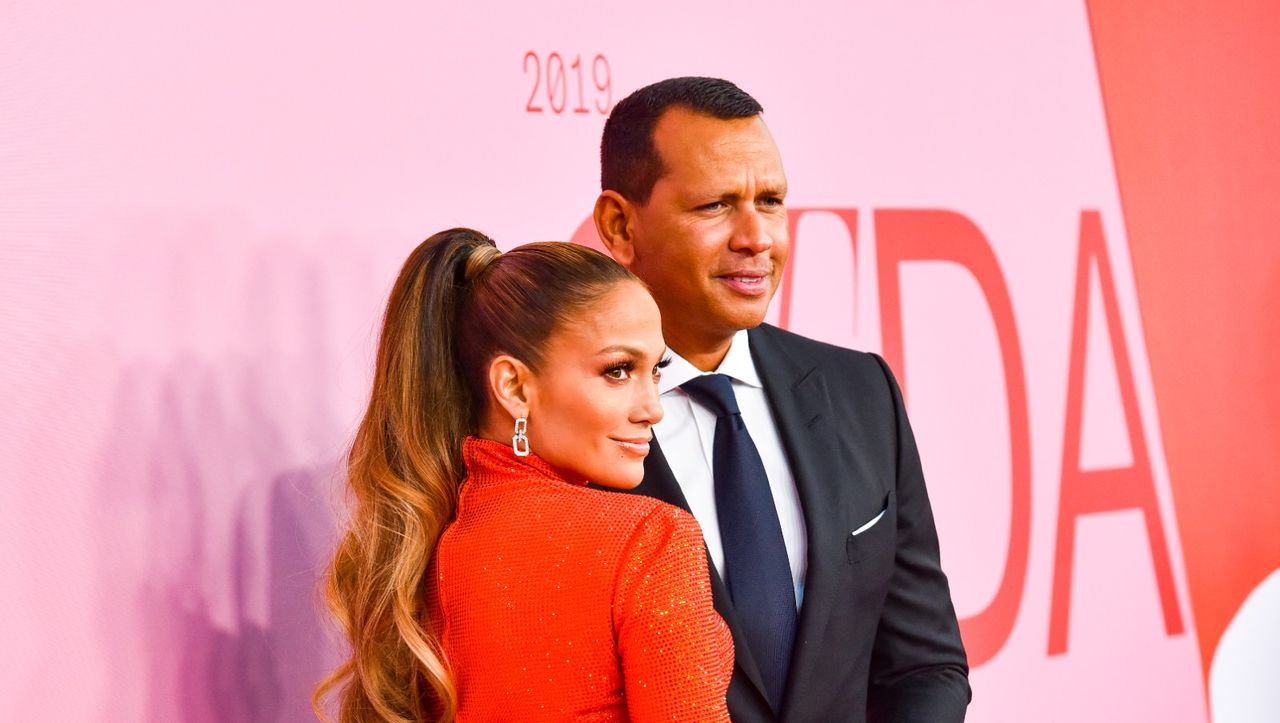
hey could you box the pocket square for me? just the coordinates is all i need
[851,507,887,537]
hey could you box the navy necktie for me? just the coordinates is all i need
[681,373,796,711]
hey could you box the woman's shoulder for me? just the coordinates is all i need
[624,494,703,537]
[620,497,705,550]
[548,483,693,528]
[520,484,704,552]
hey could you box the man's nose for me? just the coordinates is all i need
[728,205,773,254]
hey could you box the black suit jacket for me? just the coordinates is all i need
[617,324,970,722]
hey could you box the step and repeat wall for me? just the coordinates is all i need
[3,1,1277,720]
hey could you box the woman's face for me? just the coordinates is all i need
[523,281,667,489]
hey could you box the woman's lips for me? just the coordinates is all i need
[612,438,651,456]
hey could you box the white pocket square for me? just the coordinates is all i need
[851,508,887,537]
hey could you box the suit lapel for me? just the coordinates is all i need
[637,439,773,708]
[748,326,847,717]
[636,440,692,511]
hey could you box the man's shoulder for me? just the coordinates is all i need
[749,324,885,376]
[747,324,901,413]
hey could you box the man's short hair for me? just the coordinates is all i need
[600,77,763,204]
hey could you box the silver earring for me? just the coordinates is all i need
[512,417,530,457]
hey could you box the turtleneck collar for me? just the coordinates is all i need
[461,435,587,487]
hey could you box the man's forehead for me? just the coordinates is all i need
[652,107,784,177]
[654,107,769,148]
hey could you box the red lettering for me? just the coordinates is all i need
[1047,210,1184,654]
[875,209,1032,668]
[776,208,859,332]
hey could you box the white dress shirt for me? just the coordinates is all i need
[655,328,809,608]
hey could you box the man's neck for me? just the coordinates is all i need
[665,327,737,372]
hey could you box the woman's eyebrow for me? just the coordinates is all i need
[595,344,644,357]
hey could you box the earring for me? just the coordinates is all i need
[512,417,530,457]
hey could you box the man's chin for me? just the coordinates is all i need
[713,305,771,335]
[725,294,774,326]
[663,292,773,340]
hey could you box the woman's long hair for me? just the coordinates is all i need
[315,228,635,722]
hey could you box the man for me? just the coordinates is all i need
[592,77,971,722]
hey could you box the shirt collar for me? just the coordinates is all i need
[659,328,762,394]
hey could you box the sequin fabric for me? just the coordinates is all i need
[427,436,733,722]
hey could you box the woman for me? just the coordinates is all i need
[315,228,732,722]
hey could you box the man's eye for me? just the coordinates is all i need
[698,201,726,212]
[760,196,785,208]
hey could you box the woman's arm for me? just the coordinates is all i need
[613,503,733,721]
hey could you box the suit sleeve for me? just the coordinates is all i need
[613,504,733,722]
[866,353,973,723]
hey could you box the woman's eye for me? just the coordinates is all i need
[605,365,631,380]
[652,356,671,380]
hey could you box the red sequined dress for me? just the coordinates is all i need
[426,436,733,721]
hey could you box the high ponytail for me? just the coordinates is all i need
[316,229,636,722]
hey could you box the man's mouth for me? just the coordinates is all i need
[717,271,770,296]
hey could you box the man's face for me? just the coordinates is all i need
[627,108,789,348]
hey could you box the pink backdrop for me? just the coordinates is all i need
[3,1,1277,720]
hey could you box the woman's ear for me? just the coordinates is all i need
[487,354,532,421]
[593,190,637,267]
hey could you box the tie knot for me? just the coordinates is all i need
[680,373,741,418]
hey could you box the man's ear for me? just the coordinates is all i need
[487,354,532,421]
[593,190,637,267]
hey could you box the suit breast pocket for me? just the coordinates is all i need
[846,494,893,564]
